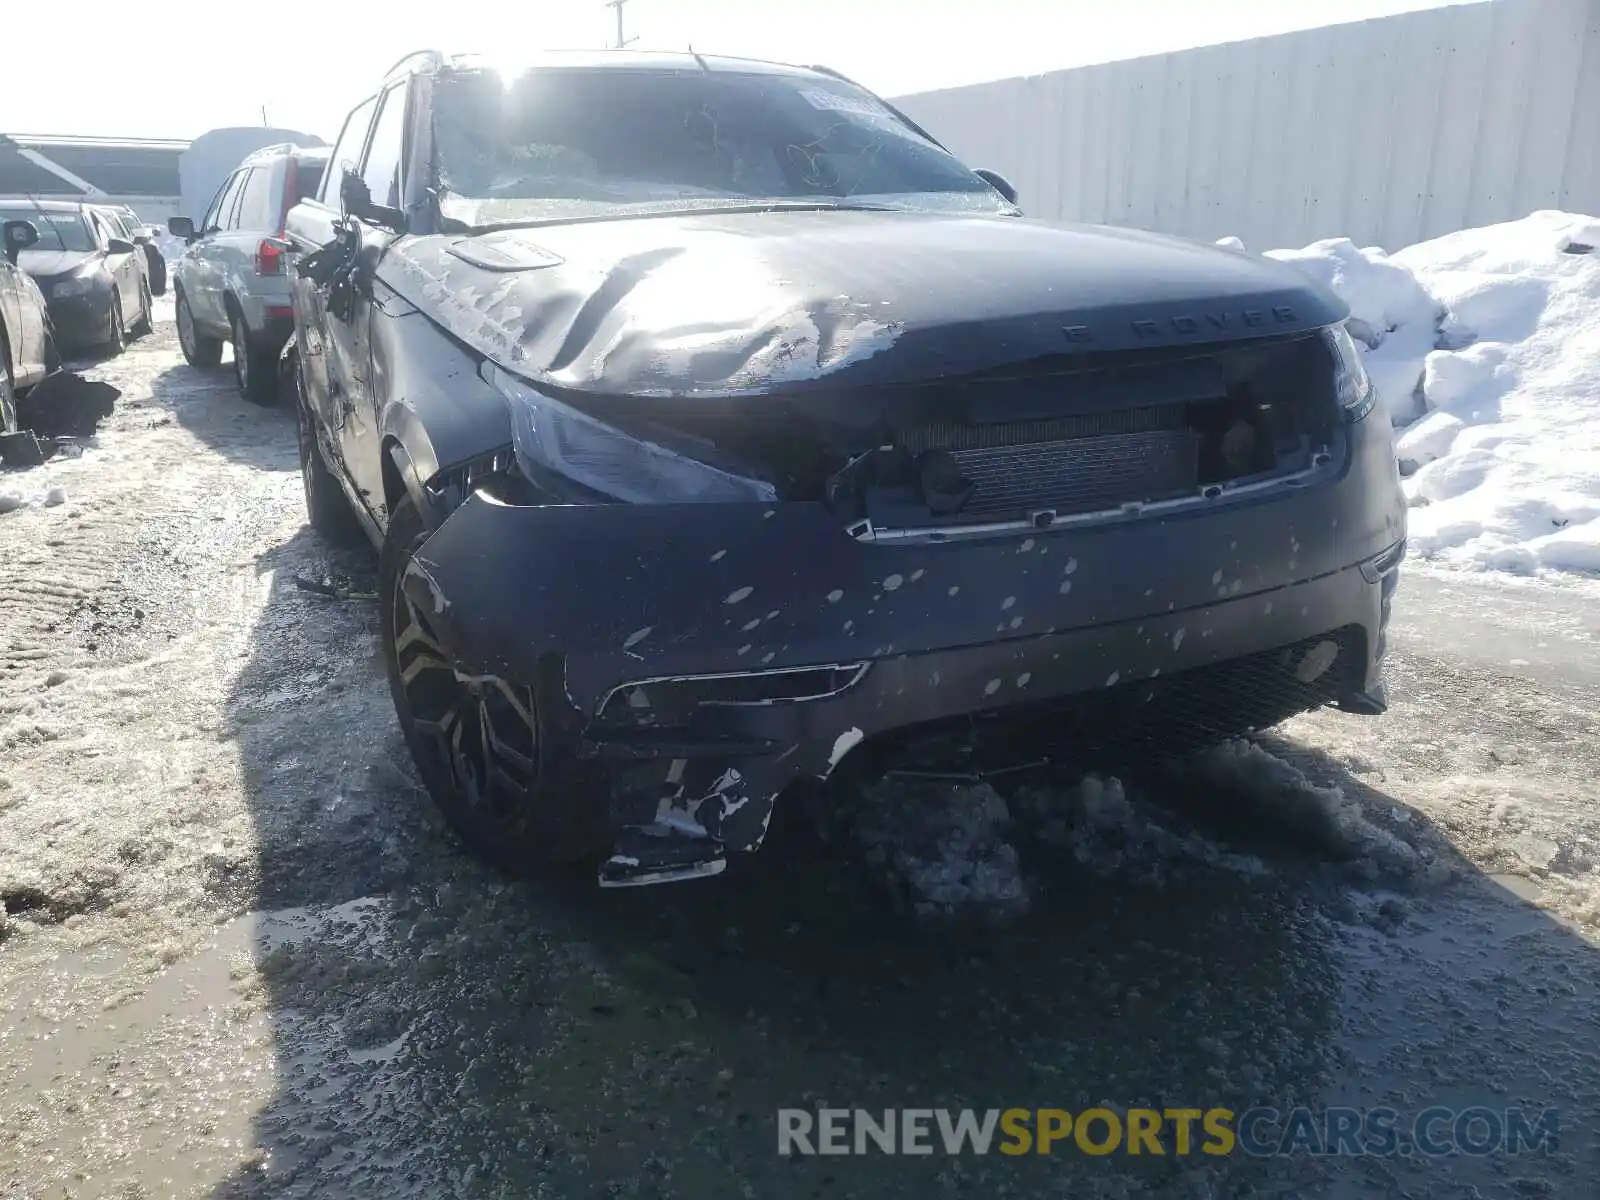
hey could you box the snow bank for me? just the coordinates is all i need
[1264,211,1600,578]
[1265,236,1449,426]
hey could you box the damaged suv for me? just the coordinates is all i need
[286,49,1406,887]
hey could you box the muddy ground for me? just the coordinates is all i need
[2,303,1599,1199]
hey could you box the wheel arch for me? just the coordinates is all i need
[381,431,442,531]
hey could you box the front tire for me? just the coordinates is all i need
[381,494,605,875]
[175,287,222,368]
[102,293,126,356]
[142,245,167,296]
[132,280,153,338]
[0,339,16,434]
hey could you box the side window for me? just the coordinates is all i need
[90,212,114,248]
[322,96,379,206]
[236,164,278,232]
[360,84,408,209]
[222,169,255,231]
[208,170,247,233]
[293,158,326,205]
[199,179,229,233]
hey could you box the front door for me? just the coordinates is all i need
[188,169,247,332]
[332,81,409,524]
[285,91,381,515]
[91,211,140,323]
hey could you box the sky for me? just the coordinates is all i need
[2,0,1468,142]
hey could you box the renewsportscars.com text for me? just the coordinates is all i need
[777,1106,1560,1158]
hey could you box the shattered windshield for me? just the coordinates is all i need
[0,207,93,252]
[432,66,1013,227]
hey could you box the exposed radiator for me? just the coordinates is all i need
[897,403,1189,454]
[948,429,1200,519]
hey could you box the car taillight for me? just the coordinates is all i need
[256,239,285,275]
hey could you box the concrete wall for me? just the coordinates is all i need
[895,0,1600,251]
[121,197,182,226]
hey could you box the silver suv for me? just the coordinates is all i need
[168,143,329,403]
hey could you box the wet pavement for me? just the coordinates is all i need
[2,304,1598,1199]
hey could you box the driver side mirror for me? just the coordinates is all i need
[340,168,406,234]
[2,218,39,264]
[974,168,1019,206]
[340,168,374,217]
[107,237,136,255]
[168,215,196,241]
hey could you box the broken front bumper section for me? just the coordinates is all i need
[404,423,1405,886]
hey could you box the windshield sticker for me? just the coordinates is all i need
[799,90,897,122]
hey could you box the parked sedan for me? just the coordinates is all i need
[1,218,57,432]
[0,200,151,354]
[95,203,167,296]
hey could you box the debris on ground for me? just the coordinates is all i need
[0,432,88,470]
[293,574,378,602]
[0,432,47,468]
[15,372,121,440]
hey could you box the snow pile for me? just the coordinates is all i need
[1265,236,1454,426]
[1013,773,1271,884]
[844,735,1457,915]
[1184,740,1449,885]
[849,778,1030,916]
[0,485,68,515]
[1264,211,1600,577]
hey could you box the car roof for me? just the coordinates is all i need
[0,197,88,214]
[384,47,838,87]
[238,143,333,167]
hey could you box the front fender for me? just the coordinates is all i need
[372,308,515,508]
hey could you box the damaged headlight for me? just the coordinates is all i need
[482,361,778,504]
[1323,323,1376,422]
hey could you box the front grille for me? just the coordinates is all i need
[869,335,1338,526]
[897,404,1188,454]
[948,429,1199,519]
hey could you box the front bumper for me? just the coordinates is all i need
[45,293,112,347]
[405,415,1406,855]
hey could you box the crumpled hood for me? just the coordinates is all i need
[378,209,1347,397]
[18,248,102,283]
